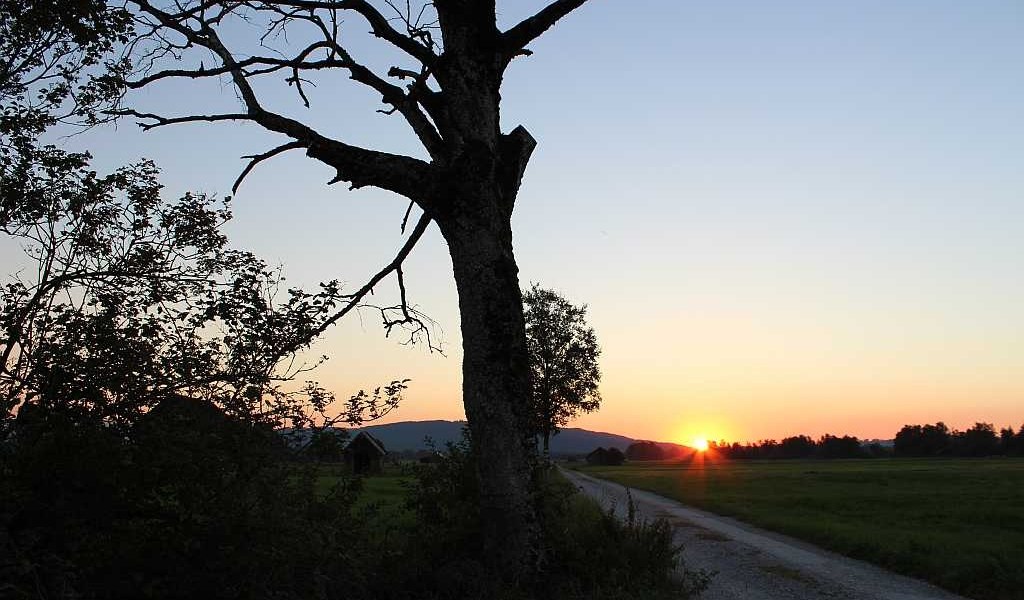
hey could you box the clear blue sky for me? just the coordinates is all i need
[21,1,1024,441]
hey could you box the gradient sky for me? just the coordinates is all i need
[14,1,1024,443]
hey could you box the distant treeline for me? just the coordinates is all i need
[698,422,1024,460]
[894,422,1024,457]
[708,434,882,460]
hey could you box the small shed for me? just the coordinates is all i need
[586,447,609,465]
[344,431,387,475]
[586,446,625,466]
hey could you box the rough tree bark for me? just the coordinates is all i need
[444,213,537,570]
[427,16,541,563]
[123,0,592,576]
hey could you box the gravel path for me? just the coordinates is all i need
[561,468,967,600]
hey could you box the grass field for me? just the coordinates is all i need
[314,465,414,532]
[574,457,1024,600]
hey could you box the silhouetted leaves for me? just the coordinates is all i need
[0,6,412,595]
[523,284,602,453]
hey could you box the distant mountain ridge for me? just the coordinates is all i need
[356,420,640,454]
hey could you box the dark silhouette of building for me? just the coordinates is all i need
[140,396,234,433]
[344,431,387,475]
[135,396,284,459]
[586,446,625,466]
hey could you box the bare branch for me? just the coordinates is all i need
[501,0,592,61]
[400,200,415,233]
[233,141,305,194]
[297,212,432,350]
[125,54,349,89]
[112,109,250,131]
[127,2,439,201]
[265,0,438,65]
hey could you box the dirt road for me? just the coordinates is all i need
[561,468,967,600]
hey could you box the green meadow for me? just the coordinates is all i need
[574,457,1024,600]
[315,465,413,523]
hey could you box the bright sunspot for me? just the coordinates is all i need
[692,438,709,452]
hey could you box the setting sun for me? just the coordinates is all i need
[691,437,710,452]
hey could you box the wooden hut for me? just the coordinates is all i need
[344,431,387,475]
[586,446,625,466]
[586,447,609,465]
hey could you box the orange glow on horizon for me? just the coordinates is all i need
[691,437,709,452]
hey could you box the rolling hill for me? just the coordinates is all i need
[357,420,640,455]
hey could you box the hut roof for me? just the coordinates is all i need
[346,431,387,456]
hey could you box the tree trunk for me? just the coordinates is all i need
[439,199,538,577]
[427,7,542,572]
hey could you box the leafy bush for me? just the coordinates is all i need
[373,432,709,600]
[540,480,711,600]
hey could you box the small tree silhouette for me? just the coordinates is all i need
[523,284,602,455]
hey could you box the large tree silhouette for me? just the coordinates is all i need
[121,0,593,572]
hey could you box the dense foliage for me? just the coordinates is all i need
[1,0,130,229]
[0,136,408,600]
[2,409,377,599]
[0,4,406,596]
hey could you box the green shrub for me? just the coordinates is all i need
[373,432,710,600]
[541,484,711,599]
